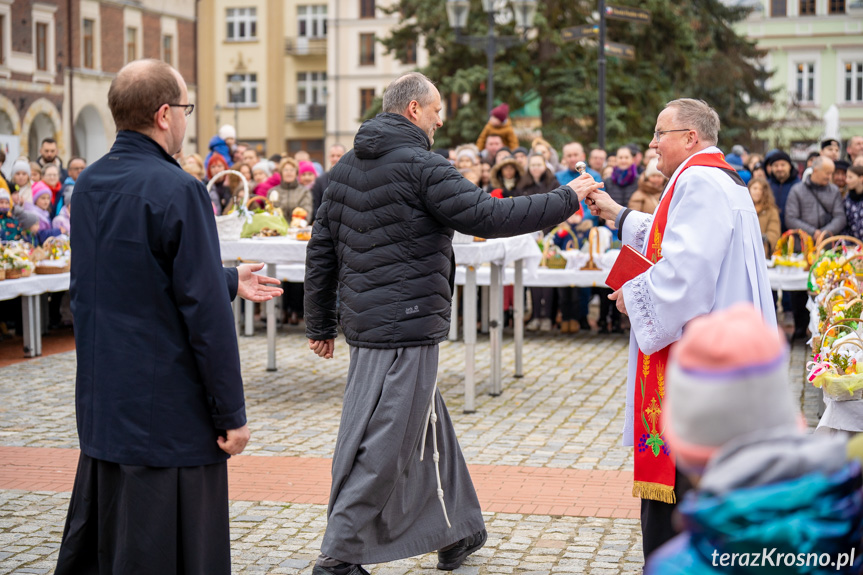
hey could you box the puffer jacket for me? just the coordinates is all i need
[305,113,579,348]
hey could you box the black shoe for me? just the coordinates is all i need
[611,322,624,334]
[312,564,369,575]
[578,317,590,331]
[437,528,487,571]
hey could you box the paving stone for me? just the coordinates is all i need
[0,330,814,574]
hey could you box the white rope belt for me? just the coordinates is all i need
[419,382,451,528]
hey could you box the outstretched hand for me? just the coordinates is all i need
[564,173,605,203]
[237,263,284,302]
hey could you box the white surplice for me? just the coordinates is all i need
[619,147,777,447]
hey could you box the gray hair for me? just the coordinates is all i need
[665,98,720,146]
[382,72,437,114]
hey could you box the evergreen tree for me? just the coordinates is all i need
[379,0,772,152]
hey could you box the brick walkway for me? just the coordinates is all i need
[0,447,639,519]
[0,324,815,574]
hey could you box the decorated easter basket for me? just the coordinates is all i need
[210,170,250,241]
[541,226,578,269]
[240,196,289,238]
[809,323,863,401]
[809,235,863,267]
[772,229,814,271]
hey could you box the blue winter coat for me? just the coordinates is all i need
[71,130,244,468]
[205,135,233,169]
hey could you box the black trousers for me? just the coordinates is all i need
[55,452,231,575]
[640,466,694,562]
[557,287,581,321]
[530,286,555,319]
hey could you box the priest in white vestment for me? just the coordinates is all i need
[587,98,777,561]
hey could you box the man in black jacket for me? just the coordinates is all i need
[54,59,282,575]
[305,72,602,575]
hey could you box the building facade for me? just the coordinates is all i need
[325,0,428,159]
[197,0,426,168]
[736,0,863,157]
[0,0,197,174]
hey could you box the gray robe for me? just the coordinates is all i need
[321,345,485,564]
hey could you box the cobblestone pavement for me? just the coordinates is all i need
[0,327,816,574]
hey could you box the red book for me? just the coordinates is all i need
[605,244,654,291]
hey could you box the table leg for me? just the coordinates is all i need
[21,295,37,358]
[480,286,489,334]
[464,266,477,414]
[35,295,42,356]
[514,259,524,378]
[244,298,254,336]
[489,263,503,396]
[448,284,459,341]
[266,263,277,371]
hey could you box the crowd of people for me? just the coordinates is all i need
[3,113,862,342]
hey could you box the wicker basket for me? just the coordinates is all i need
[809,235,863,266]
[211,170,250,241]
[541,226,578,269]
[773,229,815,270]
[34,262,70,274]
[5,268,22,279]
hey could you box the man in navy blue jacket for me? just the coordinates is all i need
[55,59,281,575]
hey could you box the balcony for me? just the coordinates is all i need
[285,104,326,122]
[285,37,327,56]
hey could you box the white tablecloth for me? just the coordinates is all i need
[0,272,70,301]
[220,238,308,265]
[223,234,543,272]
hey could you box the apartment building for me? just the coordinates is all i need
[0,0,197,172]
[197,0,426,167]
[735,0,863,155]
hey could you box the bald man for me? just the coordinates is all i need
[54,59,282,575]
[785,156,845,340]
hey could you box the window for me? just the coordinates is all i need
[298,72,327,105]
[799,0,816,15]
[829,0,845,13]
[0,15,5,66]
[795,62,815,102]
[226,8,257,41]
[359,33,375,66]
[360,88,375,116]
[227,73,258,105]
[360,0,376,18]
[403,39,417,65]
[771,0,787,16]
[298,5,327,38]
[846,61,863,103]
[82,19,94,68]
[36,22,48,70]
[125,27,137,63]
[162,34,173,65]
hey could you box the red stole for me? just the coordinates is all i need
[632,152,736,503]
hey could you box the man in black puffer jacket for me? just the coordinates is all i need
[306,72,602,575]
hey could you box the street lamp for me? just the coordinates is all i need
[229,73,243,138]
[446,0,537,116]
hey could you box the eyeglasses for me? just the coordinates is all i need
[165,103,195,117]
[653,129,691,142]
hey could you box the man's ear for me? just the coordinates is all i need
[154,105,170,132]
[406,100,420,122]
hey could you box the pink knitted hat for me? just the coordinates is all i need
[662,303,801,472]
[298,161,316,175]
[31,181,51,203]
